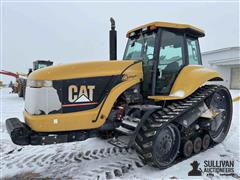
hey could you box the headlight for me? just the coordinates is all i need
[27,80,53,88]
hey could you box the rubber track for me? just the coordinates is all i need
[135,85,221,167]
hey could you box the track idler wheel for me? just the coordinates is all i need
[202,134,211,150]
[183,140,193,158]
[193,137,202,154]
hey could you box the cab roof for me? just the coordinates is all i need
[127,21,205,37]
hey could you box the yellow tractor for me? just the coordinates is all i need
[6,18,232,169]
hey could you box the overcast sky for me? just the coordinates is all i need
[0,1,239,82]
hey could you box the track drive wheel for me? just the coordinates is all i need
[206,86,232,143]
[135,117,181,169]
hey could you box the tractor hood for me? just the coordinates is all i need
[28,60,135,81]
[24,59,143,119]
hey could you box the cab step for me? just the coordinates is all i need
[108,136,131,148]
[115,126,134,135]
[121,120,138,130]
[115,118,139,135]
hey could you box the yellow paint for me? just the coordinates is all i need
[24,62,143,132]
[127,22,205,37]
[28,60,135,80]
[24,104,102,132]
[149,65,222,101]
[233,96,240,102]
[148,95,184,101]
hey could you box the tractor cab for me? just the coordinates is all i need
[123,22,204,96]
[33,60,53,71]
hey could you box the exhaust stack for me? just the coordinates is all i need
[109,17,117,60]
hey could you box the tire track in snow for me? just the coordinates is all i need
[1,145,144,179]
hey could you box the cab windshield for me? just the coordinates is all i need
[38,64,48,69]
[123,33,156,64]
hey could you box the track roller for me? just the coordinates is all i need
[193,137,202,154]
[202,134,210,150]
[183,140,193,158]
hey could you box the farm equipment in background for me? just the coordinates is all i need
[32,60,53,71]
[6,19,232,169]
[0,60,53,98]
[19,60,54,97]
[0,80,5,87]
[0,70,27,95]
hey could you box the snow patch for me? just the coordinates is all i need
[170,90,185,97]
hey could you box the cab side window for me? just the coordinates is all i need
[187,38,201,65]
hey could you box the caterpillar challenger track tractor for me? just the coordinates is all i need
[6,18,232,169]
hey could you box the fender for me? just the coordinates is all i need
[94,62,143,127]
[148,65,223,101]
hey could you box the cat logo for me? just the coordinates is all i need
[64,85,97,107]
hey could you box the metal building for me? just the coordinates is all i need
[202,47,240,89]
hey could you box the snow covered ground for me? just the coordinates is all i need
[0,87,239,179]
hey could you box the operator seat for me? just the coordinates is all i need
[157,61,180,94]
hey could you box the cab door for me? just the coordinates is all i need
[155,29,186,95]
[142,33,157,96]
